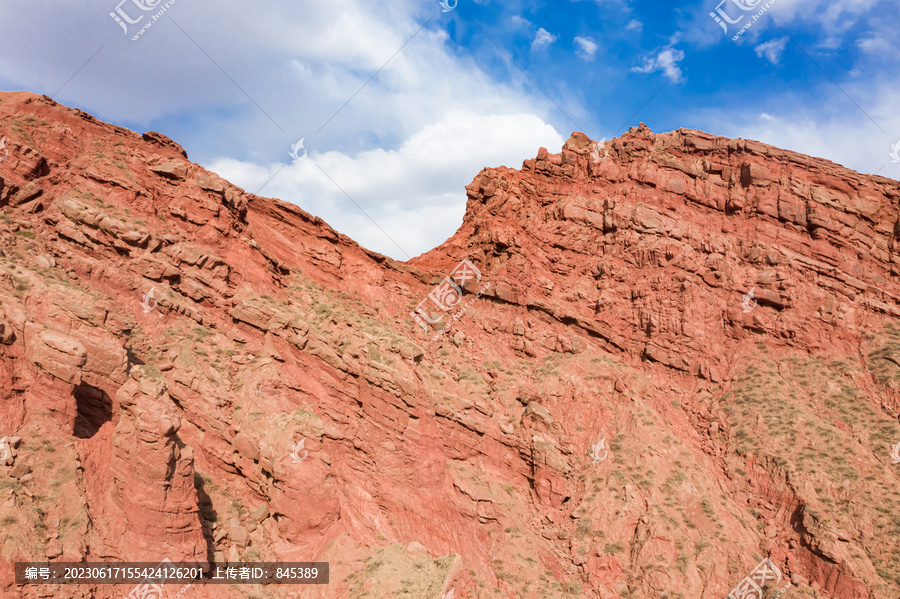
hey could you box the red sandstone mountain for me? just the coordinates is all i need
[1,91,900,598]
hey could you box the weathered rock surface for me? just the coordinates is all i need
[1,91,900,598]
[90,366,206,562]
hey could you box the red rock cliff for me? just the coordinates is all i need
[1,92,900,598]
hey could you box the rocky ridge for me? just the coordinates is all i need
[1,91,900,598]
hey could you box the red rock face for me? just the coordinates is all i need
[1,92,900,598]
[94,366,207,562]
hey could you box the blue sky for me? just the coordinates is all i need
[0,0,897,259]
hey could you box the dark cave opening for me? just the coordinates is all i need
[73,382,113,439]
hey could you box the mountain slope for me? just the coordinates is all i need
[1,92,900,598]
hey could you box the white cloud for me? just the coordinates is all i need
[766,0,883,35]
[532,27,558,50]
[209,110,565,259]
[710,77,900,179]
[857,35,891,54]
[510,15,533,28]
[574,36,598,61]
[0,0,577,259]
[632,47,686,83]
[0,0,566,152]
[755,37,789,64]
[625,19,643,32]
[682,0,892,49]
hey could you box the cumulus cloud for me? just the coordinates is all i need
[574,36,598,60]
[532,27,558,50]
[625,19,643,32]
[631,46,686,82]
[755,37,789,64]
[209,110,565,259]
